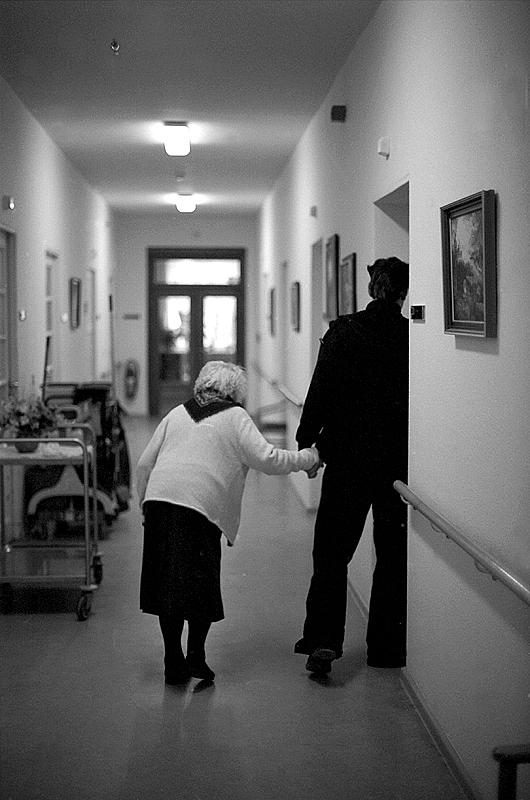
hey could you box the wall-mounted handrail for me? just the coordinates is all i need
[394,480,530,608]
[251,361,303,409]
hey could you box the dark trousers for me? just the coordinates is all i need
[302,464,407,662]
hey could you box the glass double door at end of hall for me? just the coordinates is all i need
[156,290,239,416]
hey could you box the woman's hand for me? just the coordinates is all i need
[305,448,323,479]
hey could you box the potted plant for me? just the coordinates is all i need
[0,395,62,452]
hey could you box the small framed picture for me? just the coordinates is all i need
[290,281,300,332]
[324,234,339,319]
[338,253,356,316]
[69,277,82,330]
[268,287,276,336]
[441,190,497,337]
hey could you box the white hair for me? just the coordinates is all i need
[194,361,247,405]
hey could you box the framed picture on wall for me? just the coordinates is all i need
[338,253,356,316]
[324,234,339,318]
[441,190,497,337]
[69,277,81,330]
[290,281,300,332]
[268,287,276,336]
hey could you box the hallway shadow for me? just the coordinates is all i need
[1,585,80,615]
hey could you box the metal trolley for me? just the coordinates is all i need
[0,432,101,621]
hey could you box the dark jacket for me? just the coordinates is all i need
[296,299,408,475]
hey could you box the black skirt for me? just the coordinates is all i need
[140,501,224,621]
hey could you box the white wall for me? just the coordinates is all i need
[0,76,114,391]
[113,213,258,416]
[259,2,530,798]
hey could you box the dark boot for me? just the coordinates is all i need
[159,614,190,684]
[187,619,215,681]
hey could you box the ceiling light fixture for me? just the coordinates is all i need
[175,194,196,213]
[163,122,190,156]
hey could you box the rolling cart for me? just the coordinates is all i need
[25,419,115,542]
[0,434,100,620]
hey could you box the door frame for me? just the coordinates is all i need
[147,247,246,416]
[0,226,18,397]
[44,250,59,384]
[85,267,97,380]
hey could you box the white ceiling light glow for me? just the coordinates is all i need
[175,194,197,213]
[163,122,191,156]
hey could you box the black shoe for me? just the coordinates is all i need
[305,647,336,674]
[186,654,215,681]
[165,667,191,685]
[294,638,315,655]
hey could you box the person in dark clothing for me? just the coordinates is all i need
[294,256,409,675]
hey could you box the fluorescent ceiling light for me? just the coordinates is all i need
[163,122,190,156]
[175,194,197,213]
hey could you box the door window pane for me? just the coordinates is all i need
[203,296,237,360]
[155,259,240,286]
[158,296,191,383]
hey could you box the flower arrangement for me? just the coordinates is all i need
[0,395,62,440]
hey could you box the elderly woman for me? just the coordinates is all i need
[137,360,320,684]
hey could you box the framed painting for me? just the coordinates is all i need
[290,281,300,332]
[338,252,356,316]
[268,287,276,336]
[324,234,339,319]
[441,190,496,337]
[69,277,81,330]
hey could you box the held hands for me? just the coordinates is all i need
[304,446,323,479]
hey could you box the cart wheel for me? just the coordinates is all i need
[92,557,103,585]
[76,593,92,621]
[0,583,14,613]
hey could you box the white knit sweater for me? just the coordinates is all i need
[136,403,318,544]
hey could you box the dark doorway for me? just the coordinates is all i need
[148,248,245,417]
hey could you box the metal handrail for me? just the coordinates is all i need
[394,480,530,608]
[251,361,303,409]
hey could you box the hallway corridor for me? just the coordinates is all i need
[0,416,465,800]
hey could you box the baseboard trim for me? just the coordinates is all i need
[347,579,481,800]
[399,670,482,800]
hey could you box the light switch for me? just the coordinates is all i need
[410,305,425,321]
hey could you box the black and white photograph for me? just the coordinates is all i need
[0,3,527,800]
[441,189,497,337]
[338,252,356,316]
[268,286,276,336]
[324,233,339,318]
[290,280,300,331]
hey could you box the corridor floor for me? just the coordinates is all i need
[0,416,465,800]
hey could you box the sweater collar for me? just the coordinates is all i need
[184,396,241,422]
[366,299,403,316]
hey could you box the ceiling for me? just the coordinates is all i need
[0,0,379,217]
